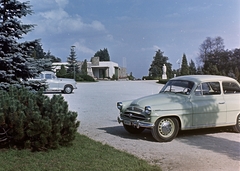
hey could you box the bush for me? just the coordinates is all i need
[0,86,80,150]
[78,74,96,82]
[157,79,169,84]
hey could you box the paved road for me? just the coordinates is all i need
[57,80,240,171]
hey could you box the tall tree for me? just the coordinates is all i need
[149,49,172,79]
[189,59,197,75]
[80,59,88,75]
[0,0,42,90]
[234,66,240,82]
[67,46,79,74]
[45,50,61,63]
[180,53,189,75]
[56,65,67,77]
[198,36,225,74]
[94,48,110,61]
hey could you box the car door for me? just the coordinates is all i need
[45,73,59,90]
[191,82,226,127]
[222,81,240,124]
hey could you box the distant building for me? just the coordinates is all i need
[52,57,127,80]
[52,62,68,72]
[88,57,127,79]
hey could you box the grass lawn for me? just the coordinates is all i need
[0,133,161,171]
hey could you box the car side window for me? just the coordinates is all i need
[45,74,52,79]
[222,82,240,94]
[194,82,221,96]
[194,84,202,96]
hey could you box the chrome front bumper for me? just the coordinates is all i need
[117,116,154,129]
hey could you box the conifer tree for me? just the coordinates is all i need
[0,0,42,90]
[189,59,197,75]
[80,59,88,75]
[67,46,79,74]
[180,53,189,75]
[94,48,110,61]
[149,49,172,79]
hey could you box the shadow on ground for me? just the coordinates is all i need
[99,125,240,161]
[178,127,240,161]
[98,125,156,142]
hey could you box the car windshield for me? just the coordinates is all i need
[160,80,194,95]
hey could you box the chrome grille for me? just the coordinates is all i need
[123,112,146,120]
[126,106,143,113]
[123,106,146,120]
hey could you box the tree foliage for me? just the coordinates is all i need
[197,36,240,81]
[67,46,79,74]
[80,59,88,75]
[94,48,110,61]
[0,0,45,90]
[149,49,172,79]
[180,53,189,75]
[189,59,197,75]
[0,86,80,150]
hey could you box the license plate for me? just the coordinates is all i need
[123,120,131,126]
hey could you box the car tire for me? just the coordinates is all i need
[233,114,240,133]
[151,117,179,142]
[123,124,145,134]
[63,85,73,94]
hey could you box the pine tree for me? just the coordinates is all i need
[0,0,42,90]
[234,66,240,82]
[67,46,79,74]
[56,65,67,77]
[149,49,172,79]
[80,59,88,75]
[189,59,197,75]
[180,53,189,75]
[94,48,110,61]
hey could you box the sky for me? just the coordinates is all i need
[20,0,240,78]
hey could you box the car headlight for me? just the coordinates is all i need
[117,102,123,110]
[144,106,151,115]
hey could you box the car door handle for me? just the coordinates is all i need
[219,102,225,104]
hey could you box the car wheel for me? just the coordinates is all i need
[151,117,179,142]
[64,85,73,94]
[233,114,240,133]
[123,124,145,134]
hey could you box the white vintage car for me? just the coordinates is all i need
[30,71,77,94]
[117,75,240,142]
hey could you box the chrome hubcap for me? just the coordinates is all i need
[158,119,174,137]
[65,87,72,93]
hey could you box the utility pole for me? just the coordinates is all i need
[71,45,76,80]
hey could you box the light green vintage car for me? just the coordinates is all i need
[117,75,240,142]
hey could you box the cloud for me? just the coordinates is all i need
[22,0,106,35]
[35,8,105,34]
[141,45,161,51]
[55,0,69,8]
[73,41,95,55]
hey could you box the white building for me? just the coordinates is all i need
[52,62,68,72]
[88,57,119,79]
[52,57,127,79]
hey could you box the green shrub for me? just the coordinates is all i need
[0,86,80,150]
[157,79,169,84]
[78,74,96,82]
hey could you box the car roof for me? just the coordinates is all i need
[41,71,55,74]
[170,75,239,85]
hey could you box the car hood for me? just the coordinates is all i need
[130,92,189,110]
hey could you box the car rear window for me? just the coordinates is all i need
[222,82,240,94]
